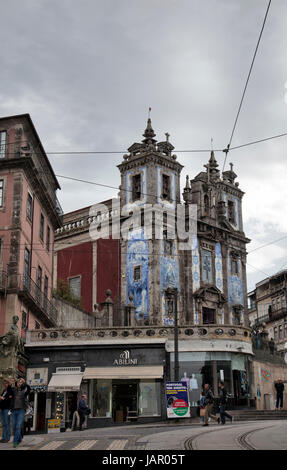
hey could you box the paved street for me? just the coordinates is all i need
[1,419,287,451]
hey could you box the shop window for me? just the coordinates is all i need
[138,381,161,417]
[92,380,112,418]
[132,174,141,201]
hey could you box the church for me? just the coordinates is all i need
[25,118,253,429]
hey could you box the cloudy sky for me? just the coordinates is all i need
[1,0,286,291]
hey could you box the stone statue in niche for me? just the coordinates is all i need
[0,315,23,358]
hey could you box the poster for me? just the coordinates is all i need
[47,419,61,433]
[165,382,190,418]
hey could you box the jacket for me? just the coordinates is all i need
[10,383,31,410]
[275,383,284,394]
[0,386,13,410]
[77,398,88,414]
[205,388,214,405]
[219,387,227,405]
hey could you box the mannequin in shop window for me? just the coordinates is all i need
[190,374,199,407]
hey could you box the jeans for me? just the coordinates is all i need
[276,394,283,409]
[0,409,11,441]
[12,409,25,444]
[219,404,232,424]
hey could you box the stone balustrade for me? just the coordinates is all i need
[26,324,252,345]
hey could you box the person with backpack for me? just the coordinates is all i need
[218,381,233,424]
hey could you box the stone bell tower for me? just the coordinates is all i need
[117,119,184,326]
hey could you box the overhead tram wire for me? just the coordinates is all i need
[222,0,272,172]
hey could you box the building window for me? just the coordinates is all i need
[132,174,141,201]
[202,307,216,324]
[21,312,27,330]
[133,266,141,282]
[284,324,287,338]
[279,325,283,339]
[35,321,40,330]
[203,194,209,216]
[0,131,6,158]
[162,174,171,200]
[163,230,173,256]
[40,213,44,241]
[228,200,235,224]
[69,276,81,299]
[202,249,213,283]
[26,193,33,221]
[46,226,50,252]
[0,180,3,207]
[24,248,30,286]
[231,259,239,275]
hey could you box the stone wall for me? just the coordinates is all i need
[53,297,96,329]
[252,358,287,410]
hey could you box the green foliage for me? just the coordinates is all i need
[53,279,82,308]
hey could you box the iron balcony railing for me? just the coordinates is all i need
[19,274,58,325]
[0,141,63,216]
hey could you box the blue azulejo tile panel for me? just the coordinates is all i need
[227,254,244,306]
[192,237,200,292]
[160,255,180,326]
[126,227,149,319]
[215,242,223,292]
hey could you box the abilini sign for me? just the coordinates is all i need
[113,350,138,366]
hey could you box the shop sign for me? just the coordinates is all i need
[47,419,61,433]
[113,350,138,366]
[165,382,190,419]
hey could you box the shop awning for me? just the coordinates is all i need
[47,372,84,392]
[83,366,163,380]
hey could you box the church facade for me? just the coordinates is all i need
[25,119,253,430]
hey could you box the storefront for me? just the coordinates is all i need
[169,351,253,409]
[25,342,167,430]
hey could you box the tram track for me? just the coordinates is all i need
[184,423,276,450]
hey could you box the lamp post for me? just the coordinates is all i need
[166,287,179,382]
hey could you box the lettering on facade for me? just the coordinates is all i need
[113,350,138,366]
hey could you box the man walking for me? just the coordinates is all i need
[203,383,220,426]
[218,381,232,424]
[275,378,284,410]
[77,394,89,431]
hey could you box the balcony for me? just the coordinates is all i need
[17,274,57,327]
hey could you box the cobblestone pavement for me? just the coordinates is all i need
[1,420,287,451]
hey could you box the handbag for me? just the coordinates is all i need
[85,408,91,416]
[200,407,206,417]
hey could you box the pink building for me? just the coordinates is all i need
[0,114,62,343]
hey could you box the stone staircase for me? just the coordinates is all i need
[231,409,287,421]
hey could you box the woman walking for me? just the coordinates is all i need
[11,378,30,448]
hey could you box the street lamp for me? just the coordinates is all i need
[166,287,179,382]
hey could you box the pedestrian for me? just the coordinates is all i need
[275,378,285,410]
[24,402,34,434]
[218,381,232,424]
[11,378,31,448]
[0,378,13,443]
[199,390,207,424]
[77,394,90,431]
[203,383,220,426]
